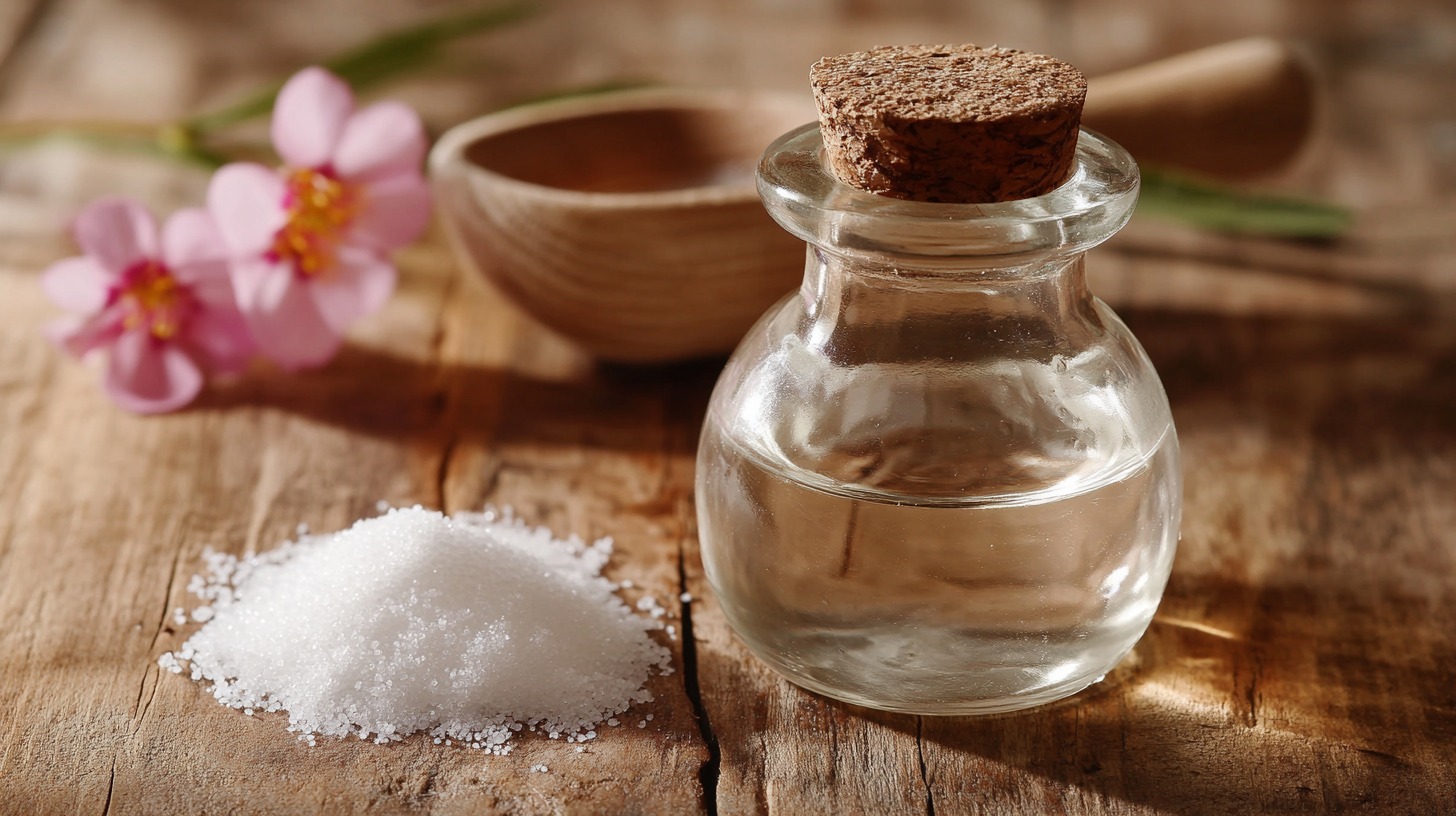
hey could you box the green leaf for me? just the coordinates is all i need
[507,80,653,109]
[1136,168,1352,238]
[187,0,536,133]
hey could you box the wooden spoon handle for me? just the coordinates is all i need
[1084,37,1317,179]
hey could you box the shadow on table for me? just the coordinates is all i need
[198,300,1456,810]
[897,576,1454,813]
[693,305,1456,813]
[194,342,725,455]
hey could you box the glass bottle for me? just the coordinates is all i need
[696,123,1181,715]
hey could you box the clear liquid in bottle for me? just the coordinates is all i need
[697,415,1179,714]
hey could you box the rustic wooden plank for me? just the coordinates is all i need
[0,228,440,815]
[1,0,1455,813]
[0,0,713,807]
[687,588,933,814]
[912,302,1456,813]
[680,235,1456,815]
[0,235,712,814]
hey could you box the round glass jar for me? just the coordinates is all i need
[695,123,1182,715]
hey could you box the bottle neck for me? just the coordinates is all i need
[799,248,1102,363]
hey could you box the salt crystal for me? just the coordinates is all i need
[159,506,669,751]
[530,764,549,773]
[680,593,693,604]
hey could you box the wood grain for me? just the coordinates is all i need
[0,1,1454,814]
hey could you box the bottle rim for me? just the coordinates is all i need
[756,124,1140,267]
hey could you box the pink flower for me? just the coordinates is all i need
[42,197,254,414]
[207,67,431,370]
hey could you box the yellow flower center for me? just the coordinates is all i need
[272,168,360,277]
[118,261,189,340]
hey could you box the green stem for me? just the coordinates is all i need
[186,0,536,134]
[0,121,224,168]
[1136,168,1352,238]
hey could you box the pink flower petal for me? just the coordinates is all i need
[174,259,234,308]
[47,310,123,358]
[73,197,159,273]
[241,271,343,370]
[184,305,255,374]
[164,207,237,306]
[309,245,396,333]
[272,66,354,169]
[162,207,227,270]
[348,174,432,251]
[103,329,204,414]
[207,163,288,256]
[333,101,427,183]
[230,256,295,315]
[42,255,114,313]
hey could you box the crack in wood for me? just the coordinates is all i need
[131,531,186,728]
[825,708,839,785]
[435,431,460,512]
[677,539,718,816]
[1242,658,1260,729]
[916,717,935,816]
[145,544,185,654]
[98,755,116,816]
[1233,620,1262,729]
[665,398,720,816]
[130,665,161,742]
[126,518,194,747]
[130,661,151,723]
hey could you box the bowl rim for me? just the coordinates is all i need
[427,87,813,209]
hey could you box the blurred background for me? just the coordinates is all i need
[0,0,1452,330]
[1,0,1453,205]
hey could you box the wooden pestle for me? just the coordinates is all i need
[1083,37,1316,179]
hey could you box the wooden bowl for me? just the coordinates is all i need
[429,89,814,363]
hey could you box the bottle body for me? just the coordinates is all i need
[695,125,1181,714]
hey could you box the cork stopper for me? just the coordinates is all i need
[810,44,1088,203]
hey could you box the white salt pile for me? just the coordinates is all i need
[159,506,671,753]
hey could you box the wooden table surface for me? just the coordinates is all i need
[1,1,1454,814]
